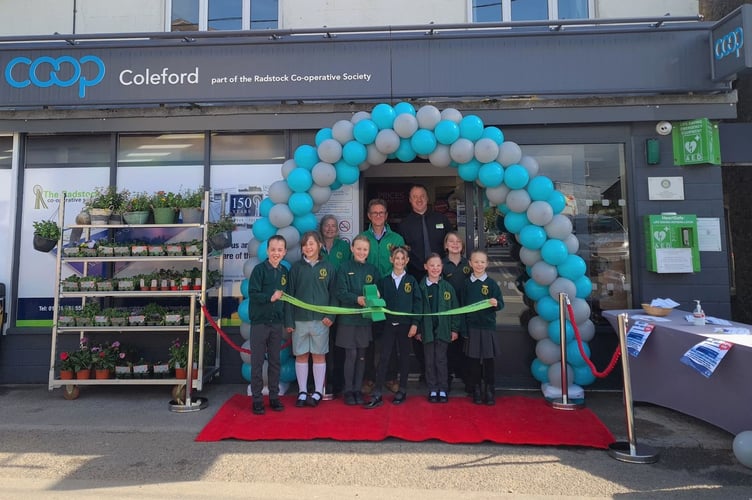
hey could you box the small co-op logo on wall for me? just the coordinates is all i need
[4,55,106,98]
[33,184,49,210]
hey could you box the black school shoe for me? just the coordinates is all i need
[364,395,383,409]
[307,391,322,407]
[354,391,364,405]
[252,401,265,415]
[438,391,448,403]
[269,399,284,412]
[393,391,406,405]
[344,391,357,405]
[428,392,438,403]
[295,391,308,408]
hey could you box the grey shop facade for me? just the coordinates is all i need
[0,11,745,387]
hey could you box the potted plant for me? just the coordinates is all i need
[131,241,148,256]
[78,275,99,292]
[96,239,116,257]
[70,337,94,379]
[57,305,77,327]
[61,275,81,292]
[92,341,119,378]
[207,214,236,251]
[144,302,166,325]
[77,240,98,257]
[86,186,121,224]
[32,220,61,252]
[152,360,171,378]
[165,241,184,256]
[58,351,76,380]
[122,191,152,224]
[104,307,128,326]
[74,302,100,326]
[176,187,205,224]
[113,241,131,256]
[150,190,179,224]
[115,276,135,291]
[132,358,151,379]
[184,239,202,256]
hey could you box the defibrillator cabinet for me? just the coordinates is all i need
[644,214,700,273]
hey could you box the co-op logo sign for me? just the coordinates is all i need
[5,54,199,99]
[715,27,744,60]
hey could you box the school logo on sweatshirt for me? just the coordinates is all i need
[280,275,287,286]
[365,274,374,283]
[319,268,328,279]
[481,284,489,296]
[404,282,412,293]
[443,291,452,301]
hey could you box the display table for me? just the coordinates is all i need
[603,309,752,435]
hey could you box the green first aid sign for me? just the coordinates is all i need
[672,118,721,166]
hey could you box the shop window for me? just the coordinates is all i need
[210,132,285,163]
[0,136,12,169]
[170,0,278,31]
[471,0,590,22]
[118,134,205,165]
[171,0,200,31]
[25,135,111,168]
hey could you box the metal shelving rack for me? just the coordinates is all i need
[47,191,223,412]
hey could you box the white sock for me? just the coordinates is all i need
[312,362,326,396]
[295,362,308,397]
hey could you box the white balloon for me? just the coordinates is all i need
[286,245,302,263]
[317,139,343,164]
[276,225,301,248]
[570,298,591,324]
[577,319,596,342]
[497,141,522,166]
[268,180,292,204]
[531,261,559,286]
[527,200,554,226]
[519,247,542,266]
[549,277,577,302]
[416,105,441,130]
[281,159,297,179]
[440,107,463,123]
[366,144,387,166]
[732,430,752,468]
[485,184,510,205]
[374,129,400,154]
[536,339,562,365]
[247,238,260,258]
[239,321,251,340]
[243,256,257,276]
[393,113,419,138]
[311,161,337,187]
[563,233,580,254]
[269,203,294,228]
[450,138,475,164]
[308,184,332,206]
[474,138,500,164]
[528,316,550,341]
[240,340,251,364]
[544,214,574,240]
[428,144,452,167]
[519,155,540,178]
[351,111,371,124]
[358,161,371,172]
[506,189,532,213]
[547,362,574,390]
[332,119,354,144]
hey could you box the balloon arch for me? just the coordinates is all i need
[236,102,597,397]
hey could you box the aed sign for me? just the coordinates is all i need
[672,118,721,166]
[711,4,752,81]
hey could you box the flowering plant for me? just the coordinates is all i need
[92,341,120,370]
[150,190,179,209]
[123,191,151,212]
[59,351,76,371]
[168,338,189,369]
[69,337,94,371]
[175,187,204,208]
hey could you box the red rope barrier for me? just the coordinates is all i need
[566,302,621,378]
[200,303,291,355]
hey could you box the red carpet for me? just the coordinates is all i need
[196,394,615,448]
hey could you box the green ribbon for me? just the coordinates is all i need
[280,292,492,320]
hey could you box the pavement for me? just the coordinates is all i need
[0,382,750,499]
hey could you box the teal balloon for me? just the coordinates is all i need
[280,359,296,383]
[435,120,460,145]
[343,140,367,165]
[257,239,268,261]
[524,279,549,301]
[458,159,481,182]
[531,358,550,383]
[540,239,569,266]
[410,129,437,155]
[293,145,318,170]
[287,168,313,193]
[394,101,416,115]
[330,180,342,190]
[574,275,593,298]
[353,119,378,144]
[527,176,554,201]
[573,364,596,386]
[503,212,529,233]
[459,115,484,141]
[498,203,510,215]
[315,128,333,145]
[504,164,530,190]
[395,138,417,162]
[280,345,292,363]
[519,224,547,250]
[241,362,251,382]
[371,103,396,129]
[238,298,251,323]
[482,126,505,144]
[536,296,560,322]
[293,212,319,233]
[567,339,591,367]
[240,278,249,298]
[547,190,567,214]
[281,259,291,270]
[478,161,504,188]
[335,162,360,185]
[558,254,587,280]
[547,319,574,345]
[259,197,274,217]
[288,192,314,216]
[252,217,276,241]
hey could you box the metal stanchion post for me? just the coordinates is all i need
[608,312,659,463]
[548,293,584,410]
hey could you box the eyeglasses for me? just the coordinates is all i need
[369,211,387,216]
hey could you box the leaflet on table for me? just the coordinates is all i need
[679,338,733,378]
[649,298,680,308]
[683,315,733,326]
[630,314,672,322]
[712,327,751,334]
[626,321,655,357]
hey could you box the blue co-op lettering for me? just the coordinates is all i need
[5,55,105,98]
[715,27,744,60]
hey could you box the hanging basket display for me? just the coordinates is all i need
[33,233,58,253]
[209,231,232,251]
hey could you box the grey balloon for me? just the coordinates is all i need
[393,113,419,138]
[520,155,540,178]
[528,315,550,341]
[440,107,463,124]
[247,237,260,257]
[351,111,371,124]
[474,138,500,164]
[239,321,251,341]
[428,144,452,167]
[486,184,510,205]
[531,260,558,286]
[497,141,522,166]
[570,297,591,324]
[544,214,573,240]
[416,105,441,130]
[505,189,532,213]
[519,246,542,266]
[548,277,577,301]
[269,203,294,228]
[547,362,574,390]
[449,138,475,164]
[374,129,400,155]
[332,119,354,144]
[312,161,337,187]
[366,144,387,166]
[243,255,257,274]
[281,158,297,179]
[317,139,343,164]
[308,184,332,206]
[563,234,580,254]
[535,339,562,365]
[286,245,302,263]
[577,319,596,342]
[268,180,292,204]
[277,224,301,248]
[527,200,554,226]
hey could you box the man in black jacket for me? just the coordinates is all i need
[400,184,451,279]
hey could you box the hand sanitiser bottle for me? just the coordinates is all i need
[693,300,706,326]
